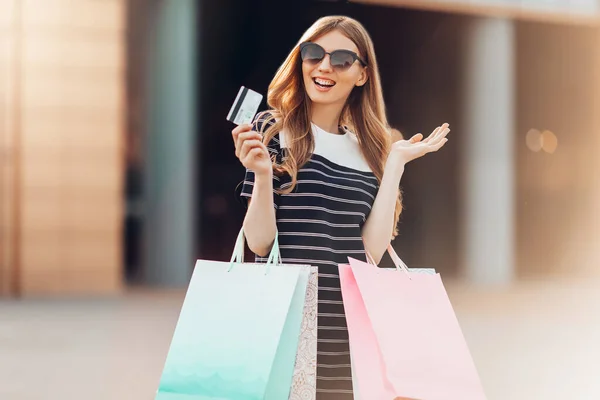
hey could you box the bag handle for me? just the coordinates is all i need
[365,244,412,279]
[228,227,281,273]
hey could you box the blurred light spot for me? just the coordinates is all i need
[526,129,542,152]
[541,130,558,154]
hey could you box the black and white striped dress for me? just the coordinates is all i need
[238,113,379,399]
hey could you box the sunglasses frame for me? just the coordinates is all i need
[299,42,368,70]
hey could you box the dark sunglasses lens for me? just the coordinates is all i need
[330,51,355,70]
[301,44,324,63]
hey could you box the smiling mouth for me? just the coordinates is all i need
[313,77,336,89]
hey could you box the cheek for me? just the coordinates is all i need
[335,74,359,96]
[302,64,313,85]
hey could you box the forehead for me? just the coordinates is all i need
[313,30,359,54]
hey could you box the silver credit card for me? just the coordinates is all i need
[226,86,263,126]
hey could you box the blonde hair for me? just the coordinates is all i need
[258,16,403,238]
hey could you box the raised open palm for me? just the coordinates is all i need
[391,123,450,165]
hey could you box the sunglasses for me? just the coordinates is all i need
[299,42,367,71]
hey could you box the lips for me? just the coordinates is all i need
[313,77,336,89]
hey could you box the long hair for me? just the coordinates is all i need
[259,16,403,239]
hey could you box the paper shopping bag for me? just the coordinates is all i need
[339,255,487,400]
[155,228,314,400]
[289,267,318,400]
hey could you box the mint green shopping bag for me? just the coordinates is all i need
[155,228,312,400]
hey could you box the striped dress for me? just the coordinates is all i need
[238,113,379,399]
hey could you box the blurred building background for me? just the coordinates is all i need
[1,0,600,399]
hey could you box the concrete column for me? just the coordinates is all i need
[460,17,515,285]
[144,0,197,286]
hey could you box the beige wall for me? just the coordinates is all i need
[515,23,600,277]
[0,0,17,295]
[351,0,600,26]
[0,0,125,296]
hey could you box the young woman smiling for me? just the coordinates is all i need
[232,15,450,399]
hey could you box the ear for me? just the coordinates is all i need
[356,67,368,87]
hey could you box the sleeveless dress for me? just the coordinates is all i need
[238,113,379,399]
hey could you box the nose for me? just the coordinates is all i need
[317,54,333,72]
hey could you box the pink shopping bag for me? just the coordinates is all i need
[339,248,487,400]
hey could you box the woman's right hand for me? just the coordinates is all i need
[231,124,272,177]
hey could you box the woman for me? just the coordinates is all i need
[232,15,449,399]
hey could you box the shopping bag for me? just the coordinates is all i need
[339,246,487,400]
[156,228,315,400]
[289,266,318,400]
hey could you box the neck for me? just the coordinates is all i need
[310,102,344,134]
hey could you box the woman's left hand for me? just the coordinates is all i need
[386,123,450,169]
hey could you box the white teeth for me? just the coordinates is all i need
[315,78,335,86]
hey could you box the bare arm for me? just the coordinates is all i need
[232,123,277,257]
[361,160,405,263]
[243,175,277,257]
[362,123,450,263]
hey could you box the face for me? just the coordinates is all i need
[301,30,368,108]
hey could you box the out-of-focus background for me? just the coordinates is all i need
[1,0,600,399]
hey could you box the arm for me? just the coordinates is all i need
[362,123,451,263]
[361,159,404,263]
[232,120,278,257]
[243,173,277,257]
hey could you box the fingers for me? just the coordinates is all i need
[423,127,439,144]
[234,131,262,157]
[232,123,255,146]
[409,133,423,143]
[424,137,449,154]
[424,123,450,144]
[240,139,268,161]
[432,126,450,145]
[231,123,253,137]
[430,124,445,142]
[244,147,268,164]
[418,124,450,155]
[428,125,450,145]
[422,127,438,144]
[436,138,449,150]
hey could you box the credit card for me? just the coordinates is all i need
[226,86,263,126]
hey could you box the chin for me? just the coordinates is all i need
[305,85,343,105]
[308,93,333,104]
